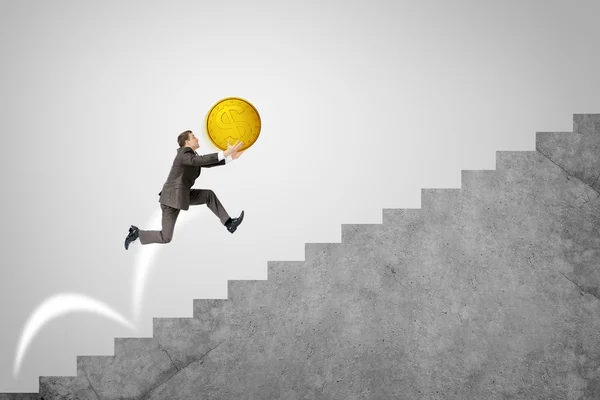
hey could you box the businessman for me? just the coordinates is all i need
[124,130,245,250]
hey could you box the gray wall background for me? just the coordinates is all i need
[0,0,599,392]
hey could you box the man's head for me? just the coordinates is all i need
[178,130,199,150]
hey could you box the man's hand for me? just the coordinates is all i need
[232,151,244,160]
[224,140,244,157]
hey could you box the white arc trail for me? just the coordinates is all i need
[13,293,135,377]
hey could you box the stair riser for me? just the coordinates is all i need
[152,318,229,371]
[341,224,382,246]
[421,188,462,212]
[536,129,600,191]
[535,132,571,151]
[39,376,98,400]
[573,113,600,135]
[495,150,537,171]
[75,340,177,399]
[382,208,422,226]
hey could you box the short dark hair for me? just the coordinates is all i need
[177,130,192,147]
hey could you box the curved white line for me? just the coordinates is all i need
[132,210,161,323]
[132,210,194,322]
[13,293,135,378]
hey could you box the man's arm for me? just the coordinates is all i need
[199,151,233,168]
[180,149,223,167]
[217,151,233,164]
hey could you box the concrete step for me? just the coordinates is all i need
[573,113,600,135]
[460,170,498,191]
[421,188,462,213]
[304,242,342,264]
[225,278,266,305]
[78,338,176,399]
[191,296,254,341]
[76,338,177,399]
[0,395,38,400]
[341,222,383,246]
[39,375,99,400]
[221,277,306,337]
[152,317,227,371]
[267,260,306,284]
[492,150,597,219]
[193,262,310,311]
[495,150,537,172]
[535,131,571,152]
[76,355,113,378]
[192,298,227,320]
[382,208,422,225]
[419,188,464,252]
[535,129,600,192]
[0,394,39,400]
[379,209,426,260]
[341,216,427,252]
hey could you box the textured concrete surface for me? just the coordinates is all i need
[2,114,599,399]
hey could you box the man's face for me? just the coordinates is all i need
[187,132,199,148]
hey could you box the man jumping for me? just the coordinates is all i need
[124,130,245,250]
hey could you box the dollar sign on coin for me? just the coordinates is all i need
[205,97,261,151]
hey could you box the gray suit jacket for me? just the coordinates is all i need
[158,146,225,210]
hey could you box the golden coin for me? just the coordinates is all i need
[205,97,261,151]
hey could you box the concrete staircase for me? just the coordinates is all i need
[3,114,599,399]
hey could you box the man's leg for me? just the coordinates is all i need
[189,189,230,224]
[138,204,180,244]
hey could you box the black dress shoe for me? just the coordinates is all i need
[225,211,244,233]
[125,225,139,250]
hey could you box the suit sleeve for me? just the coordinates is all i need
[202,158,226,168]
[218,151,234,164]
[180,149,225,167]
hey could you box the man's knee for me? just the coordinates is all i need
[205,189,217,203]
[161,233,173,243]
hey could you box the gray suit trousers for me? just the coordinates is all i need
[138,189,230,245]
